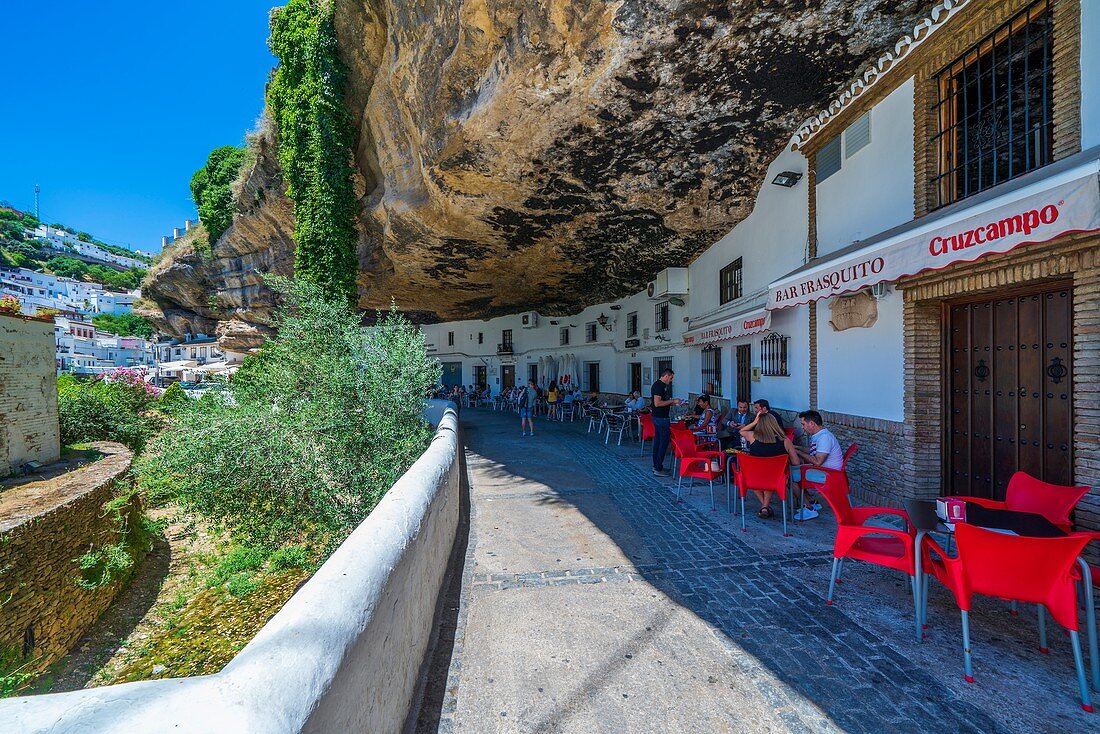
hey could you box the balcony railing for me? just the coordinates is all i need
[497,343,514,355]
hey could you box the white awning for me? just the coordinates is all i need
[683,308,770,346]
[768,151,1100,310]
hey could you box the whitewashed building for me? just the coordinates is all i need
[423,0,1100,528]
[27,225,147,269]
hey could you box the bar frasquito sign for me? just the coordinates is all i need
[768,168,1100,309]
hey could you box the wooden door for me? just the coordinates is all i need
[736,344,752,402]
[501,365,515,389]
[629,363,642,393]
[947,284,1073,499]
[474,365,487,389]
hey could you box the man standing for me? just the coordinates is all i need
[650,368,682,476]
[520,379,538,437]
[792,410,844,520]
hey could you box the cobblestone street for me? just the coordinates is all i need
[420,408,1096,733]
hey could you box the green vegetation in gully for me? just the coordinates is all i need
[189,146,250,248]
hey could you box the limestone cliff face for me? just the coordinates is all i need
[145,0,930,346]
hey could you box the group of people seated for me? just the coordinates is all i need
[673,392,845,522]
[438,383,492,405]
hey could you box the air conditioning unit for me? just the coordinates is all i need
[646,268,690,300]
[520,311,540,329]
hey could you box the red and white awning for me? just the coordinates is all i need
[683,308,770,346]
[767,155,1100,310]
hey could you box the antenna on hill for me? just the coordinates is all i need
[34,184,40,220]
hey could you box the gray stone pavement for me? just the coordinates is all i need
[419,407,1097,733]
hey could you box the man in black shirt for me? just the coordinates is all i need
[650,368,682,476]
[752,398,786,430]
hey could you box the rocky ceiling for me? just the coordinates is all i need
[143,0,931,347]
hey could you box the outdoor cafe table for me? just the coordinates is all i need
[903,498,1098,678]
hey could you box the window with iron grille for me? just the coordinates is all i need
[719,258,743,305]
[627,312,638,338]
[931,0,1052,209]
[701,347,722,396]
[447,331,454,347]
[501,329,512,350]
[655,301,670,332]
[654,357,673,378]
[560,327,570,346]
[760,333,789,377]
[585,322,597,342]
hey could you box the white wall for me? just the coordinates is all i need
[816,77,916,255]
[1082,0,1100,150]
[816,294,904,421]
[1,403,462,734]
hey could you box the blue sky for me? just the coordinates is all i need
[0,2,278,253]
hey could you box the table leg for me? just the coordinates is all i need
[914,530,926,643]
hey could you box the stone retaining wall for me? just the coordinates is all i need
[0,443,138,673]
[0,313,60,472]
[0,402,462,734]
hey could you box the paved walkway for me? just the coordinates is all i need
[419,408,1092,733]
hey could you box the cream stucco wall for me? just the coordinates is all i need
[1,314,60,471]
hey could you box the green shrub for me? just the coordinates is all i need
[156,382,191,414]
[135,277,440,548]
[58,370,159,450]
[225,572,260,598]
[92,312,154,338]
[75,542,135,590]
[208,546,266,588]
[268,545,309,571]
[190,146,250,246]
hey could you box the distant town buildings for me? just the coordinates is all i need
[0,267,136,316]
[28,225,148,270]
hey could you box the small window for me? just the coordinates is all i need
[701,346,722,397]
[816,135,842,183]
[654,357,673,378]
[560,327,570,346]
[626,312,638,338]
[478,332,483,344]
[501,329,513,350]
[655,301,670,332]
[761,333,790,377]
[719,258,743,305]
[585,322,597,343]
[447,331,455,347]
[844,111,871,158]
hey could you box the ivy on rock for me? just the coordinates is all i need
[268,0,359,305]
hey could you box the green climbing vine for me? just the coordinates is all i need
[268,0,360,305]
[190,146,251,248]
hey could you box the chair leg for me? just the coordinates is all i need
[961,610,974,683]
[741,493,746,533]
[826,557,840,605]
[922,573,930,629]
[1070,630,1094,712]
[1010,600,1019,616]
[676,474,683,503]
[709,479,715,512]
[1077,558,1099,692]
[782,501,789,537]
[836,558,844,584]
[1038,605,1049,653]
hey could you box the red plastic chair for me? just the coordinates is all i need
[795,443,858,509]
[784,426,796,442]
[637,412,655,456]
[815,473,915,609]
[671,432,724,510]
[921,524,1094,711]
[961,471,1089,534]
[733,454,792,535]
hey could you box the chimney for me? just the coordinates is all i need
[185,219,194,232]
[162,235,170,248]
[173,227,182,240]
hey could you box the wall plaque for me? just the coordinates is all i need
[625,338,640,348]
[828,291,879,331]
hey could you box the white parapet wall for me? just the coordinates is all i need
[1,401,462,734]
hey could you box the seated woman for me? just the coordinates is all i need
[738,412,800,519]
[691,395,716,432]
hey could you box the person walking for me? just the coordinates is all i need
[520,379,538,437]
[650,368,682,476]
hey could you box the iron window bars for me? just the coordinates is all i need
[931,0,1053,209]
[702,346,722,396]
[655,301,671,332]
[761,333,790,377]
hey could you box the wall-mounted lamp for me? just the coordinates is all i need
[771,171,803,187]
[596,313,614,331]
[668,296,686,307]
[870,282,891,301]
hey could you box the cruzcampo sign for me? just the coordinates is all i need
[767,164,1100,309]
[683,308,770,346]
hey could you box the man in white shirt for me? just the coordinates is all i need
[625,390,645,411]
[792,410,844,520]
